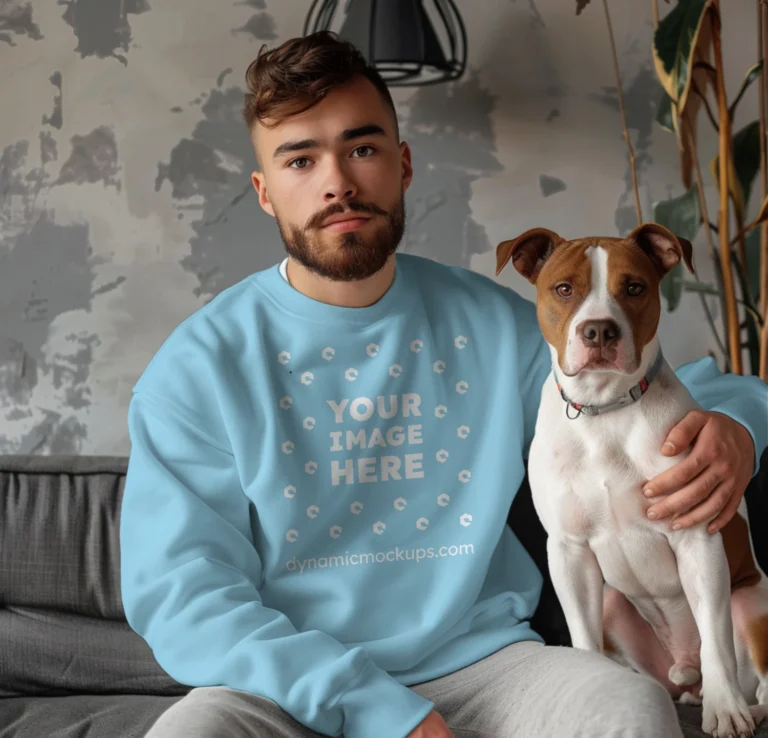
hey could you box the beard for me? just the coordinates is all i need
[276,196,406,282]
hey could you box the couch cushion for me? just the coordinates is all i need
[746,447,768,572]
[0,456,127,619]
[0,606,189,698]
[0,456,193,698]
[507,473,570,647]
[0,693,183,738]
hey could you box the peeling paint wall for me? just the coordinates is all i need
[0,1,760,455]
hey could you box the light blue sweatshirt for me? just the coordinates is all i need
[120,252,767,738]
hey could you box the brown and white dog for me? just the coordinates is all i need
[496,223,768,738]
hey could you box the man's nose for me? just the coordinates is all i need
[323,161,358,202]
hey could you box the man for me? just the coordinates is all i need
[121,31,768,738]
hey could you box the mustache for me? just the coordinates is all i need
[306,200,388,230]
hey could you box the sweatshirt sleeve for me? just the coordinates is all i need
[120,390,434,738]
[674,357,768,477]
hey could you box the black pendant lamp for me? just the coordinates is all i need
[303,0,467,86]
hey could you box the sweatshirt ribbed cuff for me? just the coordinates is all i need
[336,659,435,738]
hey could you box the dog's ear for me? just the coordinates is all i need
[628,222,695,277]
[496,228,565,284]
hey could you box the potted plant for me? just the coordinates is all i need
[578,0,768,380]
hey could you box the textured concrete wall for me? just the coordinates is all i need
[0,1,761,455]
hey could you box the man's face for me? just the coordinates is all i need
[251,75,413,281]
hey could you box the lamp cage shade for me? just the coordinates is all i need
[303,0,468,86]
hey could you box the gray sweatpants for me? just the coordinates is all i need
[144,640,690,738]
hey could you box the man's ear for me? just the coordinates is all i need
[628,222,695,277]
[251,171,275,217]
[400,141,413,194]
[496,228,565,284]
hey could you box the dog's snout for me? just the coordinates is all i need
[580,319,621,347]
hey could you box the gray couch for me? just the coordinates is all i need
[1,453,766,738]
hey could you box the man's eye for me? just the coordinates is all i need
[289,157,311,169]
[352,146,375,157]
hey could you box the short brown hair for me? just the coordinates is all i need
[243,31,399,136]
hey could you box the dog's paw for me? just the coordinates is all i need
[702,690,756,738]
[678,691,702,706]
[669,663,701,687]
[750,706,767,726]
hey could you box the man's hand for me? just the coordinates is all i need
[643,410,754,534]
[406,710,456,738]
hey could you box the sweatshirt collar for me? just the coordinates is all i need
[253,254,413,327]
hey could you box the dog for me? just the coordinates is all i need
[495,222,768,738]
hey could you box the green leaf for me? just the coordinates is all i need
[682,281,719,294]
[653,184,702,242]
[652,0,713,108]
[709,121,760,224]
[653,185,702,312]
[576,0,592,15]
[656,91,675,133]
[733,121,761,213]
[661,262,685,312]
[729,61,764,118]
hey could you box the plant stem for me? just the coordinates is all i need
[653,0,659,29]
[734,212,750,292]
[692,79,720,132]
[730,218,760,246]
[712,2,743,373]
[696,291,730,361]
[741,298,765,326]
[684,117,731,367]
[603,0,643,226]
[759,0,768,379]
[693,60,718,79]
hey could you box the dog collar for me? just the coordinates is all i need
[554,349,665,419]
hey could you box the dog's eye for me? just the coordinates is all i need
[627,282,645,296]
[555,283,572,298]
